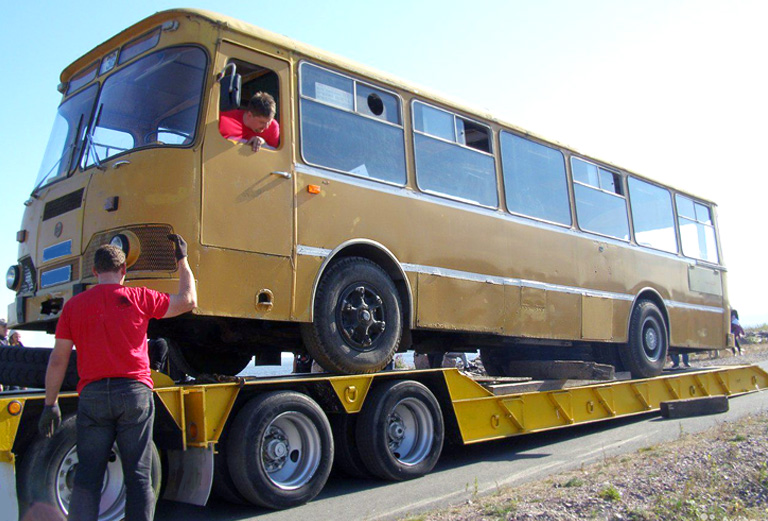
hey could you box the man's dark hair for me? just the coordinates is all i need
[94,245,126,273]
[246,92,276,119]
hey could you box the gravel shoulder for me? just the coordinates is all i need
[401,343,768,521]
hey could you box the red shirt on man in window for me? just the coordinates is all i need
[219,91,280,152]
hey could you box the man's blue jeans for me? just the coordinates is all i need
[67,378,155,521]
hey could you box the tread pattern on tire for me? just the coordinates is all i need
[0,347,78,390]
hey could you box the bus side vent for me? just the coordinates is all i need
[42,189,85,221]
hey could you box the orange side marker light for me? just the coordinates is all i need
[307,185,321,194]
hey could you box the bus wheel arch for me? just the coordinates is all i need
[621,291,670,378]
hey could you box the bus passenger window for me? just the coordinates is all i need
[676,195,718,263]
[218,59,280,149]
[413,101,497,208]
[628,177,678,253]
[500,132,570,225]
[572,157,629,240]
[299,62,406,185]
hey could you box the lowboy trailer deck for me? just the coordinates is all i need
[1,364,767,520]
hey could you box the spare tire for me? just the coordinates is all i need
[0,346,78,391]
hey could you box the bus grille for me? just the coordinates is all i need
[19,257,36,294]
[83,225,177,274]
[43,189,85,221]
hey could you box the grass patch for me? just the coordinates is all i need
[597,484,621,501]
[562,477,584,488]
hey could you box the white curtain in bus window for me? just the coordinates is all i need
[572,158,629,240]
[299,63,406,185]
[413,102,497,207]
[500,132,570,225]
[628,178,678,253]
[676,195,719,263]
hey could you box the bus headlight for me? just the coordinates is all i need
[110,234,129,255]
[109,232,141,267]
[6,265,20,291]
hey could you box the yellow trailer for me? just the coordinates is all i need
[1,364,766,519]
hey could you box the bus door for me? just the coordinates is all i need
[201,42,293,257]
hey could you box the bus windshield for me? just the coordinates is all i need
[33,84,98,193]
[83,46,207,167]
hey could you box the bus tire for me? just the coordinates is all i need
[303,257,402,374]
[356,380,444,481]
[479,348,508,377]
[18,414,161,521]
[227,391,333,509]
[0,346,78,391]
[329,413,371,478]
[621,300,668,379]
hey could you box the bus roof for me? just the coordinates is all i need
[61,8,716,206]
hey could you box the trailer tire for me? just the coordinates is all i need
[211,430,249,505]
[621,299,668,379]
[18,415,161,520]
[302,257,402,374]
[0,346,78,390]
[356,380,444,481]
[227,391,333,509]
[329,413,371,478]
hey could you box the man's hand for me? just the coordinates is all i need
[246,136,266,152]
[39,404,61,438]
[168,234,188,261]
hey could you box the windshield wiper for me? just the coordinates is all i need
[30,114,84,198]
[85,104,106,171]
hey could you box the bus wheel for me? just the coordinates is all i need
[356,380,444,481]
[227,391,333,509]
[303,257,402,374]
[621,300,668,379]
[18,415,161,521]
[479,348,508,377]
[329,413,371,478]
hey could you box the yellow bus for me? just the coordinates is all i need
[6,9,730,378]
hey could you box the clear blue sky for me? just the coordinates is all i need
[1,1,766,348]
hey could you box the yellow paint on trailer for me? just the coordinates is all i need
[445,365,768,444]
[328,375,374,413]
[0,398,24,463]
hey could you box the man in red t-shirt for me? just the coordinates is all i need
[219,91,280,152]
[40,235,197,521]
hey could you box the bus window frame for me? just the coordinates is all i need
[78,44,211,174]
[626,175,680,256]
[673,193,721,265]
[498,130,573,229]
[298,60,408,188]
[570,156,631,242]
[411,99,498,210]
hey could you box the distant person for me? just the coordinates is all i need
[670,351,690,369]
[731,309,745,356]
[9,330,24,347]
[0,318,9,346]
[219,92,280,152]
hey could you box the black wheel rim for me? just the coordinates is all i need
[336,283,387,352]
[641,316,664,362]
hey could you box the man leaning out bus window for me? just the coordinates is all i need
[219,91,280,152]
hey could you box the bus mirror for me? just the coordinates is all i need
[218,64,242,111]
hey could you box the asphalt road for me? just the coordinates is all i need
[155,361,768,521]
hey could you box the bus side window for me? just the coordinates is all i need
[412,101,497,208]
[676,194,718,263]
[572,157,630,240]
[299,62,406,185]
[218,59,280,146]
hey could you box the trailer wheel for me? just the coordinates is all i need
[18,415,161,521]
[227,391,333,509]
[329,414,371,478]
[621,299,668,379]
[302,257,402,374]
[211,430,249,505]
[356,380,444,481]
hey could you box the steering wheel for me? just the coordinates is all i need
[143,129,191,145]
